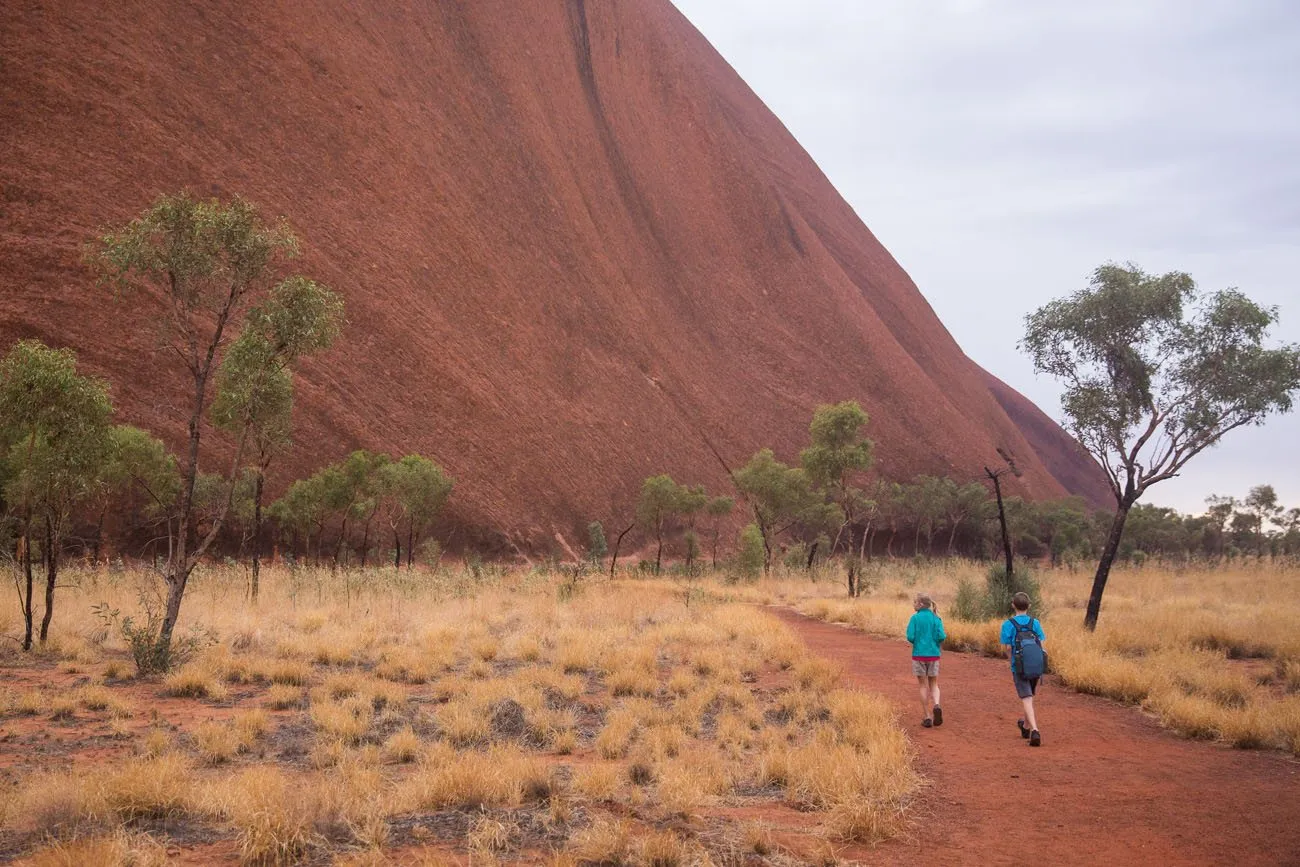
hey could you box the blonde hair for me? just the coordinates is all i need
[913,593,934,612]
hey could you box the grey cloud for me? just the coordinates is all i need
[673,0,1300,512]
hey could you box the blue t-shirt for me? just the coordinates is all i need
[1000,614,1045,672]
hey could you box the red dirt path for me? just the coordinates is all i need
[772,608,1300,867]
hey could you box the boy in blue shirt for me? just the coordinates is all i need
[906,593,946,728]
[1000,591,1045,746]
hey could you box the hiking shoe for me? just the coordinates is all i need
[932,706,943,726]
[922,718,933,728]
[1029,730,1041,747]
[1017,719,1031,739]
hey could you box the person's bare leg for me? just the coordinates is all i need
[1021,695,1038,732]
[930,676,942,724]
[917,676,932,721]
[930,678,941,709]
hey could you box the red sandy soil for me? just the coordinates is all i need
[773,609,1300,867]
[0,1,1110,552]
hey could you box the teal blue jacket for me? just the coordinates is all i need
[906,608,946,658]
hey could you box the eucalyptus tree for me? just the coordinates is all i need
[379,454,453,568]
[733,450,833,572]
[1204,494,1238,560]
[705,495,734,569]
[89,425,180,562]
[94,193,342,665]
[210,276,342,596]
[1023,263,1300,629]
[940,480,991,556]
[800,400,873,556]
[1241,484,1283,555]
[0,340,113,648]
[636,474,684,575]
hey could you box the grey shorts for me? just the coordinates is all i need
[1013,673,1040,699]
[912,660,939,677]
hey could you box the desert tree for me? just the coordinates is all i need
[586,520,608,568]
[270,472,332,563]
[1023,263,1300,629]
[88,425,180,563]
[733,449,833,573]
[0,340,113,648]
[636,474,683,575]
[378,454,453,568]
[1033,497,1094,566]
[1204,494,1238,560]
[677,484,709,571]
[210,276,341,597]
[940,479,992,557]
[93,193,344,666]
[704,495,734,569]
[1240,484,1283,555]
[799,400,874,557]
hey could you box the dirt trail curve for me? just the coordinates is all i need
[771,608,1300,867]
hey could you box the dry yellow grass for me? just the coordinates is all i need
[24,829,169,867]
[263,684,304,710]
[1,562,921,863]
[161,666,229,702]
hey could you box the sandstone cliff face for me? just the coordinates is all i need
[0,0,1107,549]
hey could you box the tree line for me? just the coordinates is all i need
[0,194,456,667]
[5,197,1300,658]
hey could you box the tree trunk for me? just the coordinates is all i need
[39,515,57,643]
[913,524,922,556]
[333,518,348,569]
[158,361,210,657]
[157,564,192,658]
[654,518,663,575]
[988,471,1014,578]
[946,520,959,557]
[805,541,818,571]
[393,530,401,569]
[846,561,856,598]
[711,526,719,570]
[1084,501,1133,631]
[407,522,414,568]
[92,509,106,564]
[20,525,34,651]
[885,527,896,558]
[359,516,372,569]
[251,471,264,602]
[610,522,635,580]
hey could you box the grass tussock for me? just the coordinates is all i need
[161,666,229,702]
[25,829,169,867]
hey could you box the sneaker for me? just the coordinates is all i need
[1029,730,1041,747]
[1017,719,1031,740]
[932,706,943,726]
[922,718,933,728]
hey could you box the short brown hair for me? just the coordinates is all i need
[1011,592,1031,612]
[914,593,934,611]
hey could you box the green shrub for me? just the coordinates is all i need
[951,565,1044,622]
[735,524,765,581]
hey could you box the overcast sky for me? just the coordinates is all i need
[672,0,1300,515]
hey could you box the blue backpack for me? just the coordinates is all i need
[1008,616,1046,679]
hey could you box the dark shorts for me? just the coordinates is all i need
[1013,673,1039,699]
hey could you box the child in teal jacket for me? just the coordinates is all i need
[906,593,946,727]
